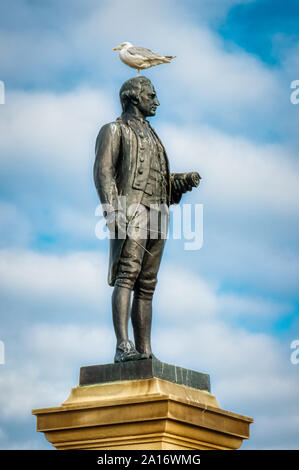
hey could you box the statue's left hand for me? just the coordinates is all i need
[172,172,201,196]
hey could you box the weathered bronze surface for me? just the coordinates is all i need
[94,76,200,363]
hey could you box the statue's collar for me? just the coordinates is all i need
[119,112,149,127]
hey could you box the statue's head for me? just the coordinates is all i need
[119,77,160,117]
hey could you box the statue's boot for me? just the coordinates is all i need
[114,340,143,363]
[131,297,156,359]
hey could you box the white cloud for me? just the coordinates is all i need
[252,414,299,449]
[218,292,291,319]
[0,367,67,420]
[55,206,97,240]
[27,323,114,371]
[194,227,299,296]
[0,88,117,203]
[157,265,218,321]
[0,249,109,308]
[156,263,293,328]
[0,323,114,420]
[154,320,299,449]
[161,123,299,215]
[181,0,254,23]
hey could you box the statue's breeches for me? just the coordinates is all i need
[114,206,168,299]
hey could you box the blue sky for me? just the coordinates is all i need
[0,0,298,449]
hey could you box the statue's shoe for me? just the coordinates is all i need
[138,351,158,360]
[114,340,144,363]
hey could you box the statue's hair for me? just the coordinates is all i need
[119,77,152,112]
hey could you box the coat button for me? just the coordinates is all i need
[139,132,144,138]
[138,168,144,175]
[140,156,144,162]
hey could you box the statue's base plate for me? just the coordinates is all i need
[79,358,210,392]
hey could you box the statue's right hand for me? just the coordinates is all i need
[105,210,127,234]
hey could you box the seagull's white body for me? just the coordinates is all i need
[113,42,176,75]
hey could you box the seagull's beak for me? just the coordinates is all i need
[113,45,121,51]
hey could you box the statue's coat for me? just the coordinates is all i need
[94,113,181,286]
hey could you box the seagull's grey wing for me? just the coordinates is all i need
[127,46,163,59]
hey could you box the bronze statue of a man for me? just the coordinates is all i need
[94,77,199,363]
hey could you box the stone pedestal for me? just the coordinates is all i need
[32,360,253,450]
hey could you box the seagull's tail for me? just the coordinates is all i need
[162,55,176,64]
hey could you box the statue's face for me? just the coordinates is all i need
[137,84,160,117]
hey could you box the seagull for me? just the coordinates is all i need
[113,42,176,76]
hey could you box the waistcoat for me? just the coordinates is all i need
[141,122,169,207]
